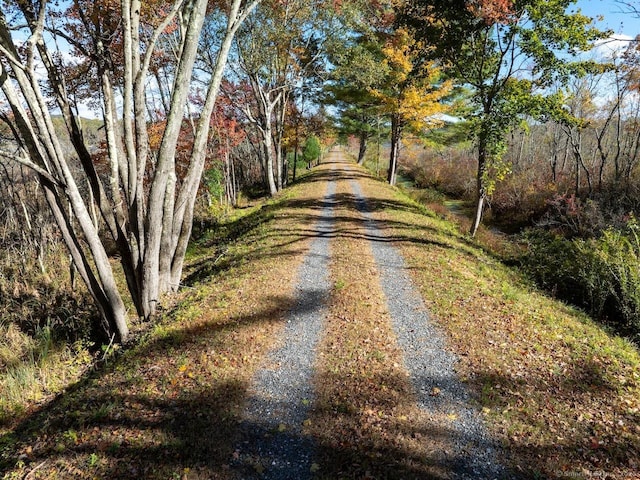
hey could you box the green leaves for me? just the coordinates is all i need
[325,34,387,139]
[402,0,611,234]
[302,135,322,162]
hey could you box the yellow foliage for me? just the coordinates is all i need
[381,28,414,83]
[371,28,453,132]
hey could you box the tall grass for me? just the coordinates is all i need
[0,242,95,425]
[523,219,640,342]
[0,321,93,423]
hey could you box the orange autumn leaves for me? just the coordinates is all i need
[467,0,516,25]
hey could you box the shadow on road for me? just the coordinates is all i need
[0,158,528,479]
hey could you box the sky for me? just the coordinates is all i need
[40,0,640,119]
[569,0,640,62]
[575,0,640,37]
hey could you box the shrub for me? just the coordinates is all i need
[523,220,640,341]
[537,194,607,238]
[303,135,322,164]
[400,144,476,199]
[522,230,586,305]
[489,174,561,232]
[589,222,640,335]
[286,151,308,175]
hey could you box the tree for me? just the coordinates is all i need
[613,35,640,185]
[371,27,452,185]
[206,90,248,208]
[325,40,386,166]
[560,76,599,196]
[0,0,258,342]
[402,0,606,236]
[324,1,401,167]
[233,0,335,196]
[284,94,328,181]
[302,135,322,166]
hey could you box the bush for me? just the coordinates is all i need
[489,175,561,233]
[523,220,640,341]
[286,151,308,174]
[522,230,585,304]
[537,194,607,238]
[400,145,476,199]
[589,223,640,335]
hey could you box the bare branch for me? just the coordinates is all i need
[0,148,62,187]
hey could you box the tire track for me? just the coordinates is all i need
[347,175,507,479]
[233,164,337,479]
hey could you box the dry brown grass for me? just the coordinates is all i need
[0,170,332,479]
[0,243,99,429]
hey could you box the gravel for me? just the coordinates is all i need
[232,164,510,479]
[349,179,509,480]
[234,173,336,480]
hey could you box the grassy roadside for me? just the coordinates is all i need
[3,152,639,479]
[0,244,99,426]
[354,163,640,479]
[0,169,330,479]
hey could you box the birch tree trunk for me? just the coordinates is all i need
[470,132,489,238]
[244,73,281,196]
[0,16,130,342]
[264,123,279,196]
[0,0,259,341]
[168,4,251,288]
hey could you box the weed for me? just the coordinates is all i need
[63,429,78,444]
[0,240,99,426]
[369,349,386,362]
[87,452,100,468]
[523,223,640,341]
[91,402,114,421]
[500,281,520,302]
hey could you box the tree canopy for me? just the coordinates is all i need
[401,0,607,235]
[0,0,621,340]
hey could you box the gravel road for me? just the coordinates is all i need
[234,157,508,479]
[349,178,508,480]
[234,169,336,479]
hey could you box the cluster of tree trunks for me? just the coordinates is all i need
[0,0,258,341]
